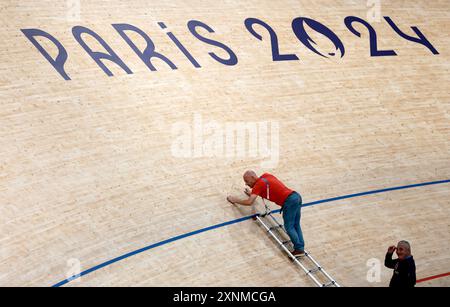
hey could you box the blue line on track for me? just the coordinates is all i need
[52,179,450,287]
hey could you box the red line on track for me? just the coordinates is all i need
[417,272,450,284]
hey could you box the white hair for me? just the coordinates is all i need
[398,240,411,252]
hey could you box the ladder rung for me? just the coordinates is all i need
[269,225,283,231]
[323,281,336,287]
[308,267,322,274]
[279,241,291,247]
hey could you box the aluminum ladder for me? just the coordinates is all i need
[255,204,341,287]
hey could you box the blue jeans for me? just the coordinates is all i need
[282,192,304,251]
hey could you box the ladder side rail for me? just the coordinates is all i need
[266,211,341,287]
[303,254,341,287]
[255,216,323,287]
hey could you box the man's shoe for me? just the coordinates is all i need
[292,250,305,257]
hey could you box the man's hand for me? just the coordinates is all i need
[227,194,257,206]
[244,187,251,196]
[227,196,236,205]
[387,245,397,254]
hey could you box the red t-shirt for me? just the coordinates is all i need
[252,173,294,206]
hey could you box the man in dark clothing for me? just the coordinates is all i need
[384,240,416,287]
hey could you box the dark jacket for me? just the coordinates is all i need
[384,252,416,287]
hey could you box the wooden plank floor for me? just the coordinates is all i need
[0,0,449,286]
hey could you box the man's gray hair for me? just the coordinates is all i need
[398,240,411,251]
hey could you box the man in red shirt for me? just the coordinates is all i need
[227,170,305,256]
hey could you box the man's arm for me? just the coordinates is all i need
[227,194,258,206]
[384,246,397,269]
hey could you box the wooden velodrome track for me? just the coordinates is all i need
[0,0,449,287]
